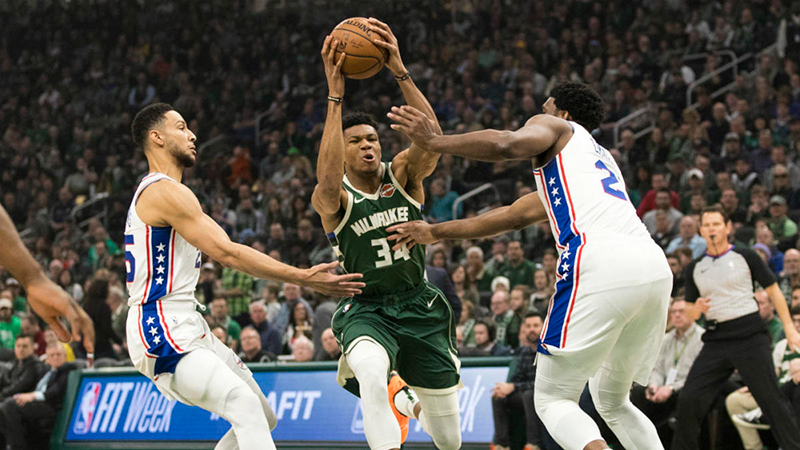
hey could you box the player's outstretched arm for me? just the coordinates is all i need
[312,35,347,220]
[386,192,547,250]
[368,18,441,186]
[0,205,95,350]
[389,107,571,162]
[141,181,364,297]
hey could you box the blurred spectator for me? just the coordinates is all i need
[498,240,536,290]
[719,188,748,225]
[768,195,798,239]
[427,178,461,222]
[451,265,479,306]
[651,210,678,250]
[667,253,685,297]
[311,296,336,361]
[464,318,510,357]
[316,328,341,362]
[248,300,281,356]
[196,262,219,305]
[637,173,681,218]
[778,249,800,299]
[0,297,20,353]
[506,286,531,350]
[726,304,800,448]
[490,291,514,348]
[238,326,276,364]
[220,265,254,321]
[665,216,707,258]
[80,278,117,360]
[756,289,786,345]
[0,344,76,450]
[530,269,554,314]
[0,335,41,400]
[465,246,494,297]
[56,270,83,304]
[2,280,25,314]
[42,328,74,363]
[207,296,242,352]
[211,327,229,348]
[19,317,45,357]
[643,189,684,235]
[458,300,477,349]
[273,283,312,338]
[491,312,547,450]
[291,336,314,363]
[631,299,704,448]
[106,286,128,352]
[283,301,313,354]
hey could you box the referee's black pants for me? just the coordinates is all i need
[671,331,800,450]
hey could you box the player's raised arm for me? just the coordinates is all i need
[0,205,95,350]
[311,36,347,220]
[389,108,571,162]
[368,18,441,186]
[386,192,548,250]
[139,180,364,297]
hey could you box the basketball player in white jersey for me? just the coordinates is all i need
[386,82,673,450]
[125,103,365,450]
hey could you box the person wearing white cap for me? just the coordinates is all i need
[767,195,798,239]
[0,296,20,351]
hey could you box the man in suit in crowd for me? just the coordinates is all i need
[0,343,76,449]
[0,334,41,401]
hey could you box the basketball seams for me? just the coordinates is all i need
[332,26,387,63]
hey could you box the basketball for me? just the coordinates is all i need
[331,17,388,80]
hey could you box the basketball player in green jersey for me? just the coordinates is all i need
[312,19,461,450]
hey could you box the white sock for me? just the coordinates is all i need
[393,386,419,418]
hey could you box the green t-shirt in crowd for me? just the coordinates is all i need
[498,259,536,289]
[766,316,785,346]
[0,316,22,349]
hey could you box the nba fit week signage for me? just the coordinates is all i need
[64,365,508,444]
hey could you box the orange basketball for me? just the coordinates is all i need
[330,17,388,80]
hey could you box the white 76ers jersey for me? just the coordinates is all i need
[533,121,671,355]
[125,173,201,307]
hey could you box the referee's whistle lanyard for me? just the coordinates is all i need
[673,327,696,367]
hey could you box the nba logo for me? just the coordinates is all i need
[73,382,101,434]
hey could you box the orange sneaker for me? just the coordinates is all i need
[388,372,410,443]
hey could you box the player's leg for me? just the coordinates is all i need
[168,348,275,450]
[346,338,402,450]
[210,333,277,430]
[587,279,671,450]
[395,285,462,449]
[535,354,606,449]
[411,388,461,450]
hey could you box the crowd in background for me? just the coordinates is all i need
[0,0,800,448]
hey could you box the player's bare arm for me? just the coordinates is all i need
[138,179,364,297]
[0,204,95,350]
[368,18,442,203]
[390,107,573,162]
[387,192,548,250]
[312,35,349,233]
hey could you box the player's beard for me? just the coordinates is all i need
[169,143,196,168]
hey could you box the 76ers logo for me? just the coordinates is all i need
[380,184,395,198]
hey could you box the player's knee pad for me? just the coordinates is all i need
[223,382,268,429]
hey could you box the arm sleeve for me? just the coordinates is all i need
[736,247,777,288]
[683,260,700,303]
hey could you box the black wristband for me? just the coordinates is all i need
[394,71,411,81]
[327,95,343,103]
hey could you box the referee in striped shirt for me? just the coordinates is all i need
[672,206,800,450]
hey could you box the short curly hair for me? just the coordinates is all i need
[550,82,605,132]
[342,111,379,132]
[131,103,174,150]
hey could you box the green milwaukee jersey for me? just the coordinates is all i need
[327,162,426,296]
